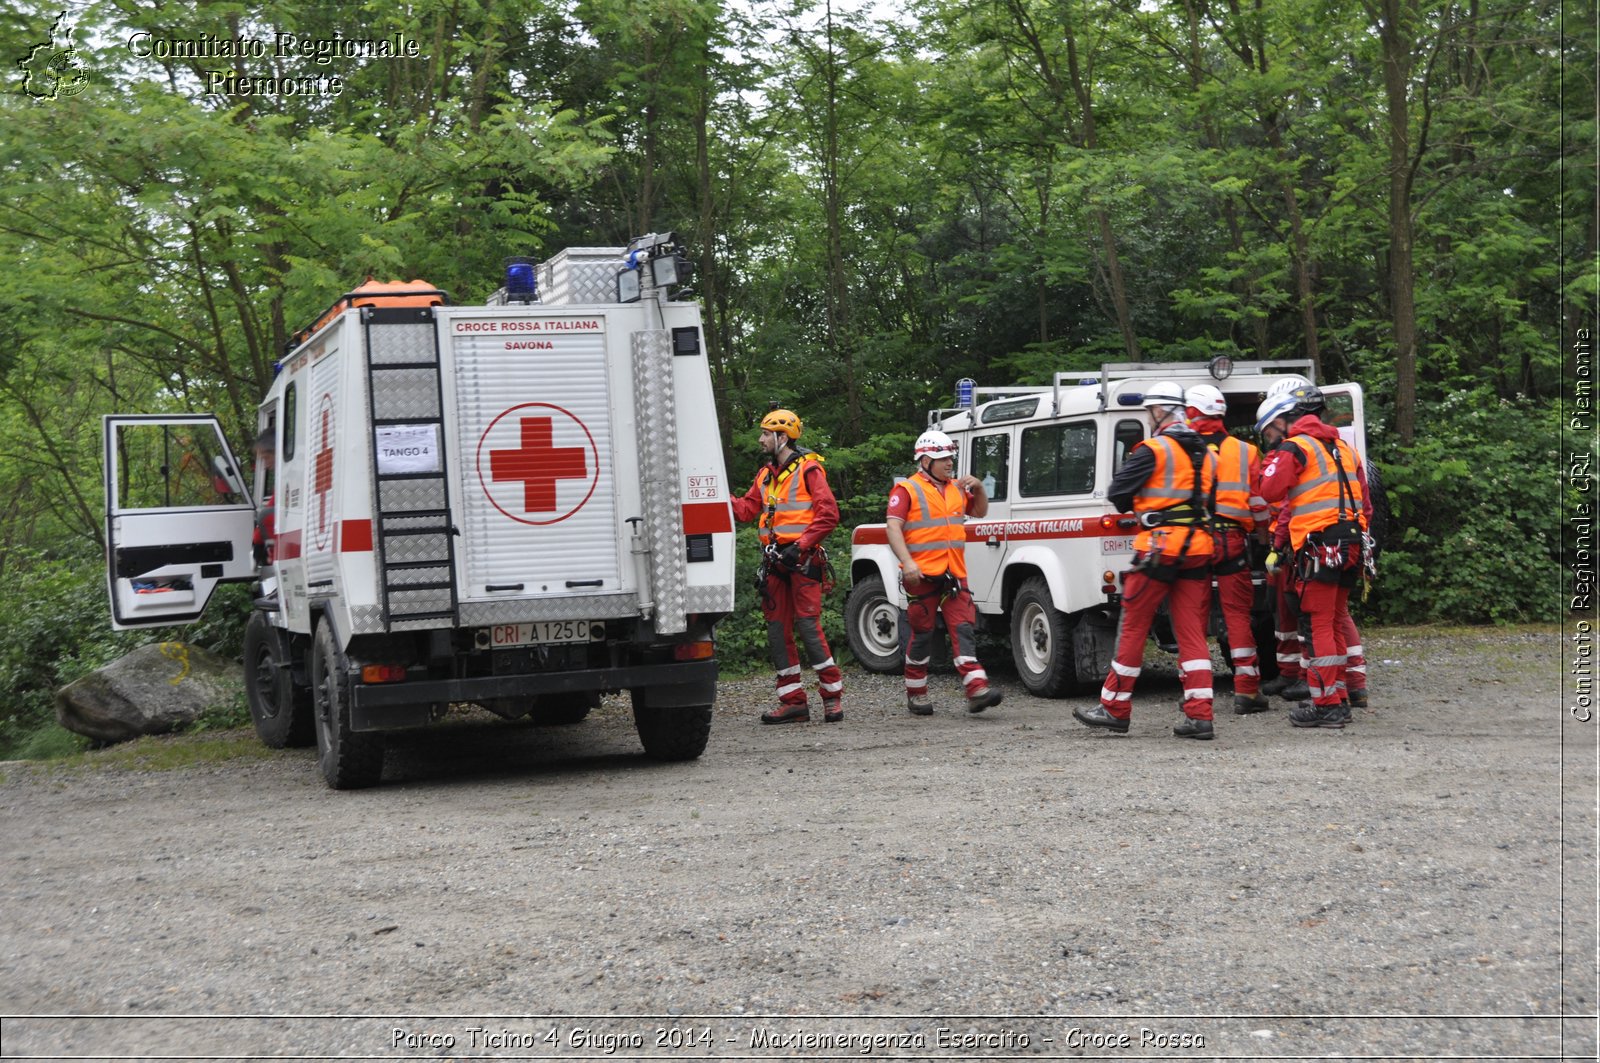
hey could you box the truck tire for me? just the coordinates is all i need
[311,622,384,790]
[243,612,314,748]
[845,573,903,673]
[1010,576,1076,697]
[630,690,712,761]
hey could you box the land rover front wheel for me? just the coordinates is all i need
[311,622,384,790]
[1011,577,1076,697]
[845,573,903,673]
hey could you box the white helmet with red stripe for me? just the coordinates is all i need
[914,430,958,460]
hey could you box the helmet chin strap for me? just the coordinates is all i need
[922,456,951,484]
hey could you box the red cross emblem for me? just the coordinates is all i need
[311,395,335,550]
[476,403,599,525]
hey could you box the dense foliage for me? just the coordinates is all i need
[0,0,1587,754]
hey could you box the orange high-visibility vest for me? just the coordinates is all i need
[1284,435,1365,550]
[898,472,969,579]
[758,454,823,546]
[1210,435,1259,528]
[1131,434,1216,559]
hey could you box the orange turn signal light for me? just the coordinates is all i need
[360,663,407,684]
[673,641,716,661]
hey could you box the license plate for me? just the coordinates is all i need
[486,621,594,647]
[1100,536,1135,554]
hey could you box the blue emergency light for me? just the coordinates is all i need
[504,257,538,303]
[956,377,976,408]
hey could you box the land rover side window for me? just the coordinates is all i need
[112,421,238,511]
[969,433,1010,501]
[1019,421,1096,497]
[1113,419,1146,472]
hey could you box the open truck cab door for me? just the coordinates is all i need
[103,414,259,629]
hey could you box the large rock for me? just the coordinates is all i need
[55,642,241,744]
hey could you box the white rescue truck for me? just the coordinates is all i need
[846,360,1369,696]
[102,240,736,788]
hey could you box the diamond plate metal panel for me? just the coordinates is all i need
[378,478,446,513]
[538,248,625,304]
[384,531,451,565]
[387,564,451,587]
[460,593,645,626]
[366,321,438,365]
[350,606,387,635]
[685,585,733,615]
[632,329,687,634]
[369,366,441,419]
[388,587,452,614]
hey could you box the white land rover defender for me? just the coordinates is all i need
[846,360,1372,696]
[102,238,736,788]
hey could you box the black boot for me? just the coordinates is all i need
[1173,715,1215,740]
[1073,704,1130,734]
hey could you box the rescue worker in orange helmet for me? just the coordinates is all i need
[1257,385,1373,729]
[730,408,845,724]
[885,430,1003,716]
[1183,384,1272,714]
[1074,381,1219,740]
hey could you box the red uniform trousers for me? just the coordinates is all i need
[761,570,843,708]
[902,576,990,700]
[1295,577,1352,709]
[1212,525,1260,697]
[1101,557,1215,721]
[1337,610,1367,697]
[1271,568,1303,682]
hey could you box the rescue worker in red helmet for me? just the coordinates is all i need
[1074,381,1219,740]
[730,408,845,724]
[1258,384,1373,729]
[885,429,1003,716]
[1184,383,1272,714]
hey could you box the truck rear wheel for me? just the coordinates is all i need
[311,622,384,790]
[630,690,712,761]
[845,573,903,673]
[243,613,314,748]
[1011,577,1076,697]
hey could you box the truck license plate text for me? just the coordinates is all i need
[489,621,592,647]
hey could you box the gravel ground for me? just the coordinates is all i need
[0,625,1593,1060]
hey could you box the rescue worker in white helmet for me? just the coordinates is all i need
[1258,384,1374,729]
[1074,380,1220,740]
[730,408,845,724]
[1253,392,1311,703]
[1184,384,1271,714]
[885,429,1003,716]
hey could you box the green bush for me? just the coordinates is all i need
[1367,392,1563,624]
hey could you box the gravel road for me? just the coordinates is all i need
[0,625,1593,1060]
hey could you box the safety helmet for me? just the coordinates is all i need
[1288,384,1326,416]
[1255,394,1297,435]
[760,408,802,440]
[1139,380,1186,409]
[914,430,958,461]
[1185,384,1227,417]
[1266,374,1312,398]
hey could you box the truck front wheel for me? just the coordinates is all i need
[311,622,384,790]
[845,573,903,673]
[1011,577,1076,697]
[243,613,314,748]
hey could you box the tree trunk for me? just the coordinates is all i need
[1377,0,1420,444]
[1063,9,1140,361]
[822,1,861,440]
